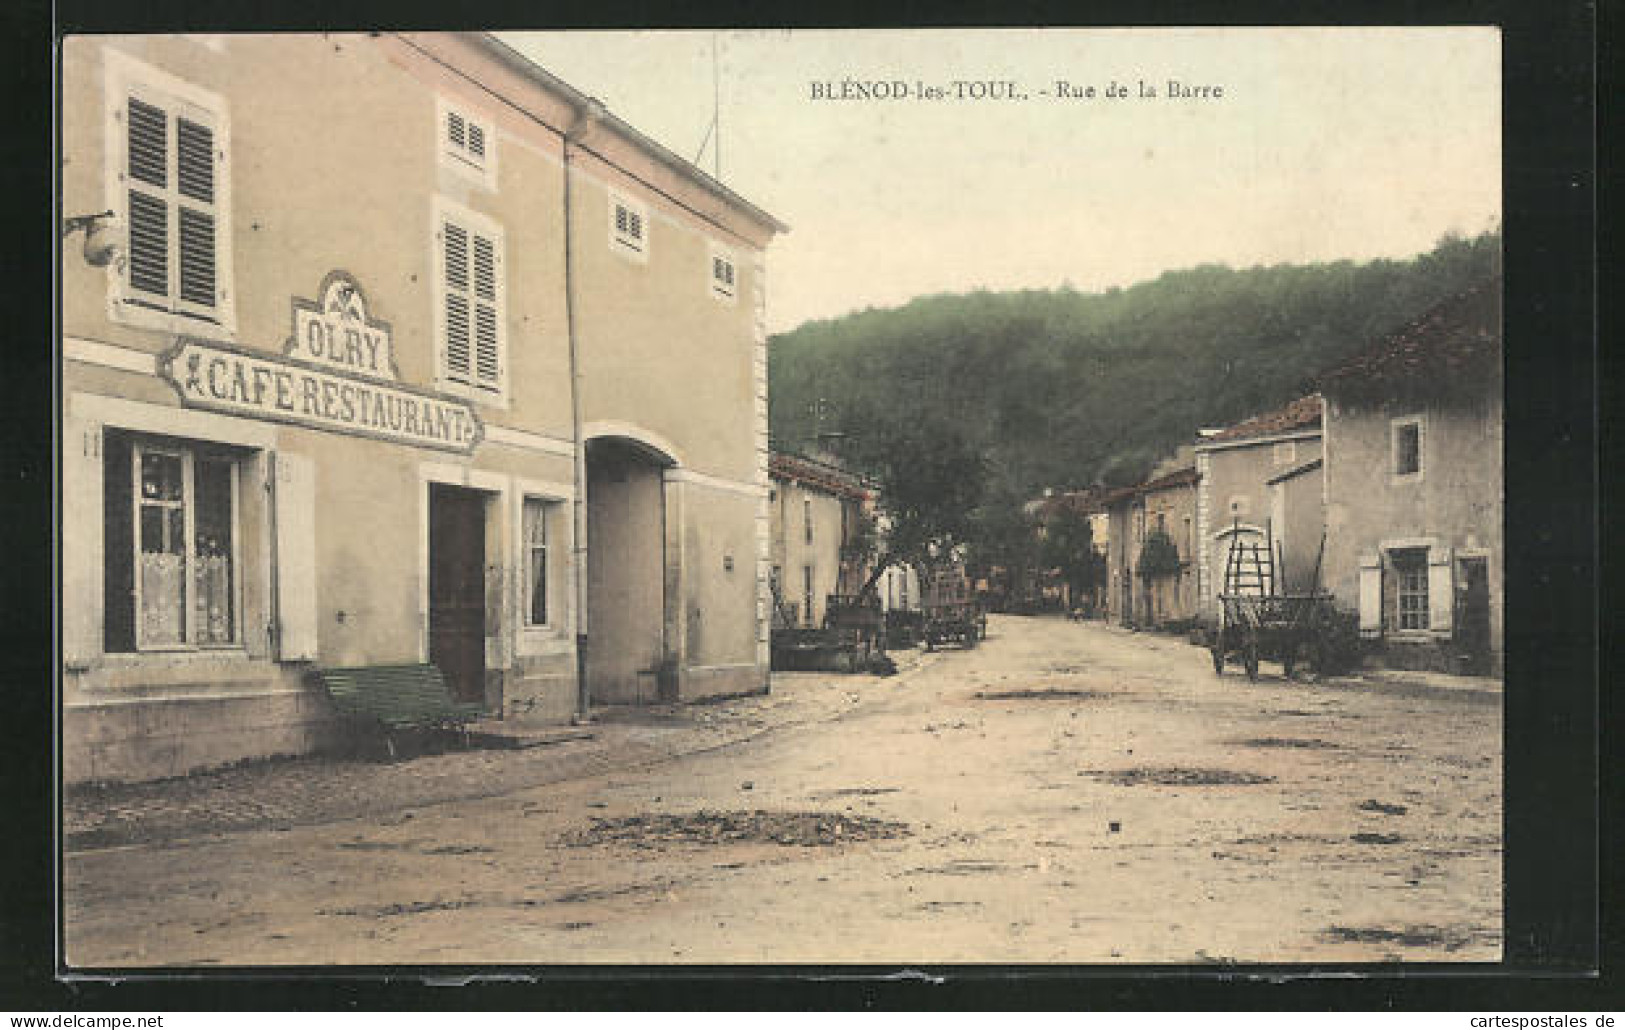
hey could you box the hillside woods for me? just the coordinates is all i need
[767,231,1501,502]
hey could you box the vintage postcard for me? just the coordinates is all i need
[58,27,1505,968]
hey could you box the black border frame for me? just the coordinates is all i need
[6,0,1603,1011]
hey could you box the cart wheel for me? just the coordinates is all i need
[1244,644,1260,681]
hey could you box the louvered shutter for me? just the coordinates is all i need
[471,231,500,388]
[1427,548,1454,637]
[125,96,170,306]
[442,221,472,382]
[174,115,217,316]
[272,451,318,662]
[1357,554,1382,638]
[62,417,105,667]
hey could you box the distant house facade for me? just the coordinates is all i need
[1104,453,1200,629]
[768,451,874,629]
[1318,280,1503,675]
[1193,395,1326,622]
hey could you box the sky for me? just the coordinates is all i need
[503,28,1502,334]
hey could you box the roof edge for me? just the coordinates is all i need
[465,33,790,237]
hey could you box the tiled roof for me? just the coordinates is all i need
[1138,466,1200,493]
[1318,277,1502,393]
[1199,395,1323,445]
[769,451,872,501]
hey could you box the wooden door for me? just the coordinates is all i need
[1454,557,1491,675]
[429,485,486,705]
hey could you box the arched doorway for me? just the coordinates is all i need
[585,434,676,705]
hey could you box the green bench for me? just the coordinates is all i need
[317,664,485,757]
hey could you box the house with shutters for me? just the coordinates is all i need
[1192,395,1326,625]
[59,33,786,783]
[1317,278,1502,675]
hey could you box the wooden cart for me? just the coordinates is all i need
[1210,522,1335,680]
[920,566,986,651]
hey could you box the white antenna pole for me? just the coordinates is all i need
[712,32,721,180]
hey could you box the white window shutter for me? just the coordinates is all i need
[1428,548,1454,638]
[273,451,318,662]
[62,419,105,667]
[1357,554,1382,638]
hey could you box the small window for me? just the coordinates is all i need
[1391,547,1429,631]
[104,431,242,652]
[434,199,506,399]
[609,194,648,258]
[709,243,738,301]
[522,499,552,627]
[1392,417,1423,479]
[439,99,495,185]
[1272,440,1296,466]
[804,497,813,545]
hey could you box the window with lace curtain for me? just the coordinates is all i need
[103,432,241,652]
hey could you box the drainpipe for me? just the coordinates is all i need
[564,98,607,724]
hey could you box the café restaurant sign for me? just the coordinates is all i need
[159,273,483,454]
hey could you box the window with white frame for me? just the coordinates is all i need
[107,52,231,325]
[1391,416,1423,479]
[1272,440,1296,466]
[522,498,554,628]
[709,243,737,301]
[103,430,242,652]
[438,99,495,184]
[434,200,506,399]
[1390,547,1429,632]
[609,194,648,258]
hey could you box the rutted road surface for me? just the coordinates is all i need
[64,615,1500,965]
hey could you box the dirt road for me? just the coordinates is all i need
[64,615,1501,966]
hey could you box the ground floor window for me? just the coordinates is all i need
[522,498,552,627]
[803,565,814,627]
[1391,547,1429,631]
[104,431,241,651]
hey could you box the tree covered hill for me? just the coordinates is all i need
[768,231,1501,501]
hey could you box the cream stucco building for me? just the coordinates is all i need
[60,33,786,782]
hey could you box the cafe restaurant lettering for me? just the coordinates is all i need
[158,274,483,453]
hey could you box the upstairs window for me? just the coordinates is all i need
[1272,440,1296,466]
[106,51,231,327]
[1391,416,1423,479]
[609,194,648,259]
[709,243,737,301]
[439,99,495,186]
[434,199,506,400]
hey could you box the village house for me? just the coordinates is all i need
[767,450,877,629]
[1192,395,1326,623]
[1103,451,1200,629]
[1317,278,1502,675]
[60,33,786,783]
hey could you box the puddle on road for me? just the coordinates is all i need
[1322,924,1473,951]
[1087,767,1277,786]
[975,688,1110,702]
[1230,737,1343,750]
[560,810,910,849]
